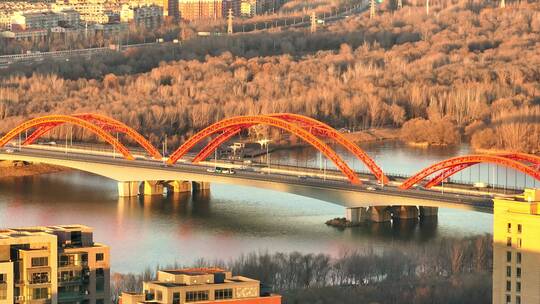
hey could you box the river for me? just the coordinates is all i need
[0,141,532,273]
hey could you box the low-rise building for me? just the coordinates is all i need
[0,225,110,304]
[11,11,62,31]
[54,0,111,24]
[120,268,281,304]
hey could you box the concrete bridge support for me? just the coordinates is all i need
[192,181,210,191]
[369,206,392,223]
[118,181,140,197]
[167,181,192,194]
[393,206,419,220]
[419,206,438,218]
[143,181,164,196]
[346,207,369,224]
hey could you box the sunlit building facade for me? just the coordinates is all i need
[179,0,223,21]
[120,268,281,304]
[0,225,110,304]
[493,189,540,304]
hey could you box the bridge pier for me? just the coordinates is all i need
[143,181,164,196]
[419,207,438,218]
[166,181,192,194]
[368,206,392,223]
[346,207,369,224]
[118,181,140,197]
[392,206,419,221]
[192,181,210,191]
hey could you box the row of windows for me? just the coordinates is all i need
[31,257,48,267]
[31,272,50,284]
[507,223,523,234]
[156,288,234,303]
[506,294,521,304]
[505,280,521,293]
[215,288,233,300]
[506,251,522,264]
[32,287,48,300]
[506,266,522,278]
[186,290,209,302]
[506,237,522,249]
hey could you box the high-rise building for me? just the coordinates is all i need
[179,0,223,22]
[120,268,281,304]
[0,225,110,304]
[493,189,540,304]
[222,0,240,17]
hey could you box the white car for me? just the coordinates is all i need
[367,186,377,191]
[206,168,216,173]
[5,149,14,153]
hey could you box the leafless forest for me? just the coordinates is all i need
[111,234,493,304]
[0,1,539,152]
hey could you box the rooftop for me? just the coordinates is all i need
[162,267,227,276]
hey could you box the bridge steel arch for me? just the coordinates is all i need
[191,113,388,184]
[167,115,362,184]
[21,113,162,160]
[0,115,135,160]
[423,153,540,188]
[400,154,540,190]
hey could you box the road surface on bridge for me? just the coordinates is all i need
[0,147,494,213]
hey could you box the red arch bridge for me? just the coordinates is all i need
[0,113,538,223]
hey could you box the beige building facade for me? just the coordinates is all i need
[0,225,110,304]
[493,189,540,304]
[121,268,281,304]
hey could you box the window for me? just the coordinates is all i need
[215,289,233,300]
[96,253,104,261]
[31,272,49,284]
[96,277,105,292]
[517,224,522,234]
[0,273,5,283]
[185,290,209,302]
[507,223,512,233]
[31,257,48,267]
[506,281,511,292]
[516,267,521,278]
[173,292,180,304]
[506,294,511,304]
[96,268,104,277]
[516,281,521,293]
[507,237,512,247]
[32,287,48,300]
[517,252,522,264]
[516,296,521,304]
[96,299,104,304]
[517,238,522,248]
[507,266,511,277]
[507,251,512,262]
[156,290,162,301]
[59,255,75,267]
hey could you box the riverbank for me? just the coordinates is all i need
[0,161,65,178]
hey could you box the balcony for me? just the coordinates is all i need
[58,276,82,286]
[58,291,86,301]
[27,279,51,286]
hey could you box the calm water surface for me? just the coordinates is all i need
[0,142,503,273]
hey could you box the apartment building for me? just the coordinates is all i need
[0,225,110,304]
[120,268,281,304]
[179,0,223,21]
[53,0,110,24]
[493,189,540,304]
[11,11,62,30]
[120,4,163,28]
[222,0,240,17]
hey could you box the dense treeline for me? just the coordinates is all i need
[0,1,539,152]
[111,234,493,304]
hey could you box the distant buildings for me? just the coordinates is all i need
[493,189,540,304]
[120,4,163,28]
[120,268,281,304]
[53,0,112,24]
[179,0,224,22]
[0,224,110,304]
[239,0,282,17]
